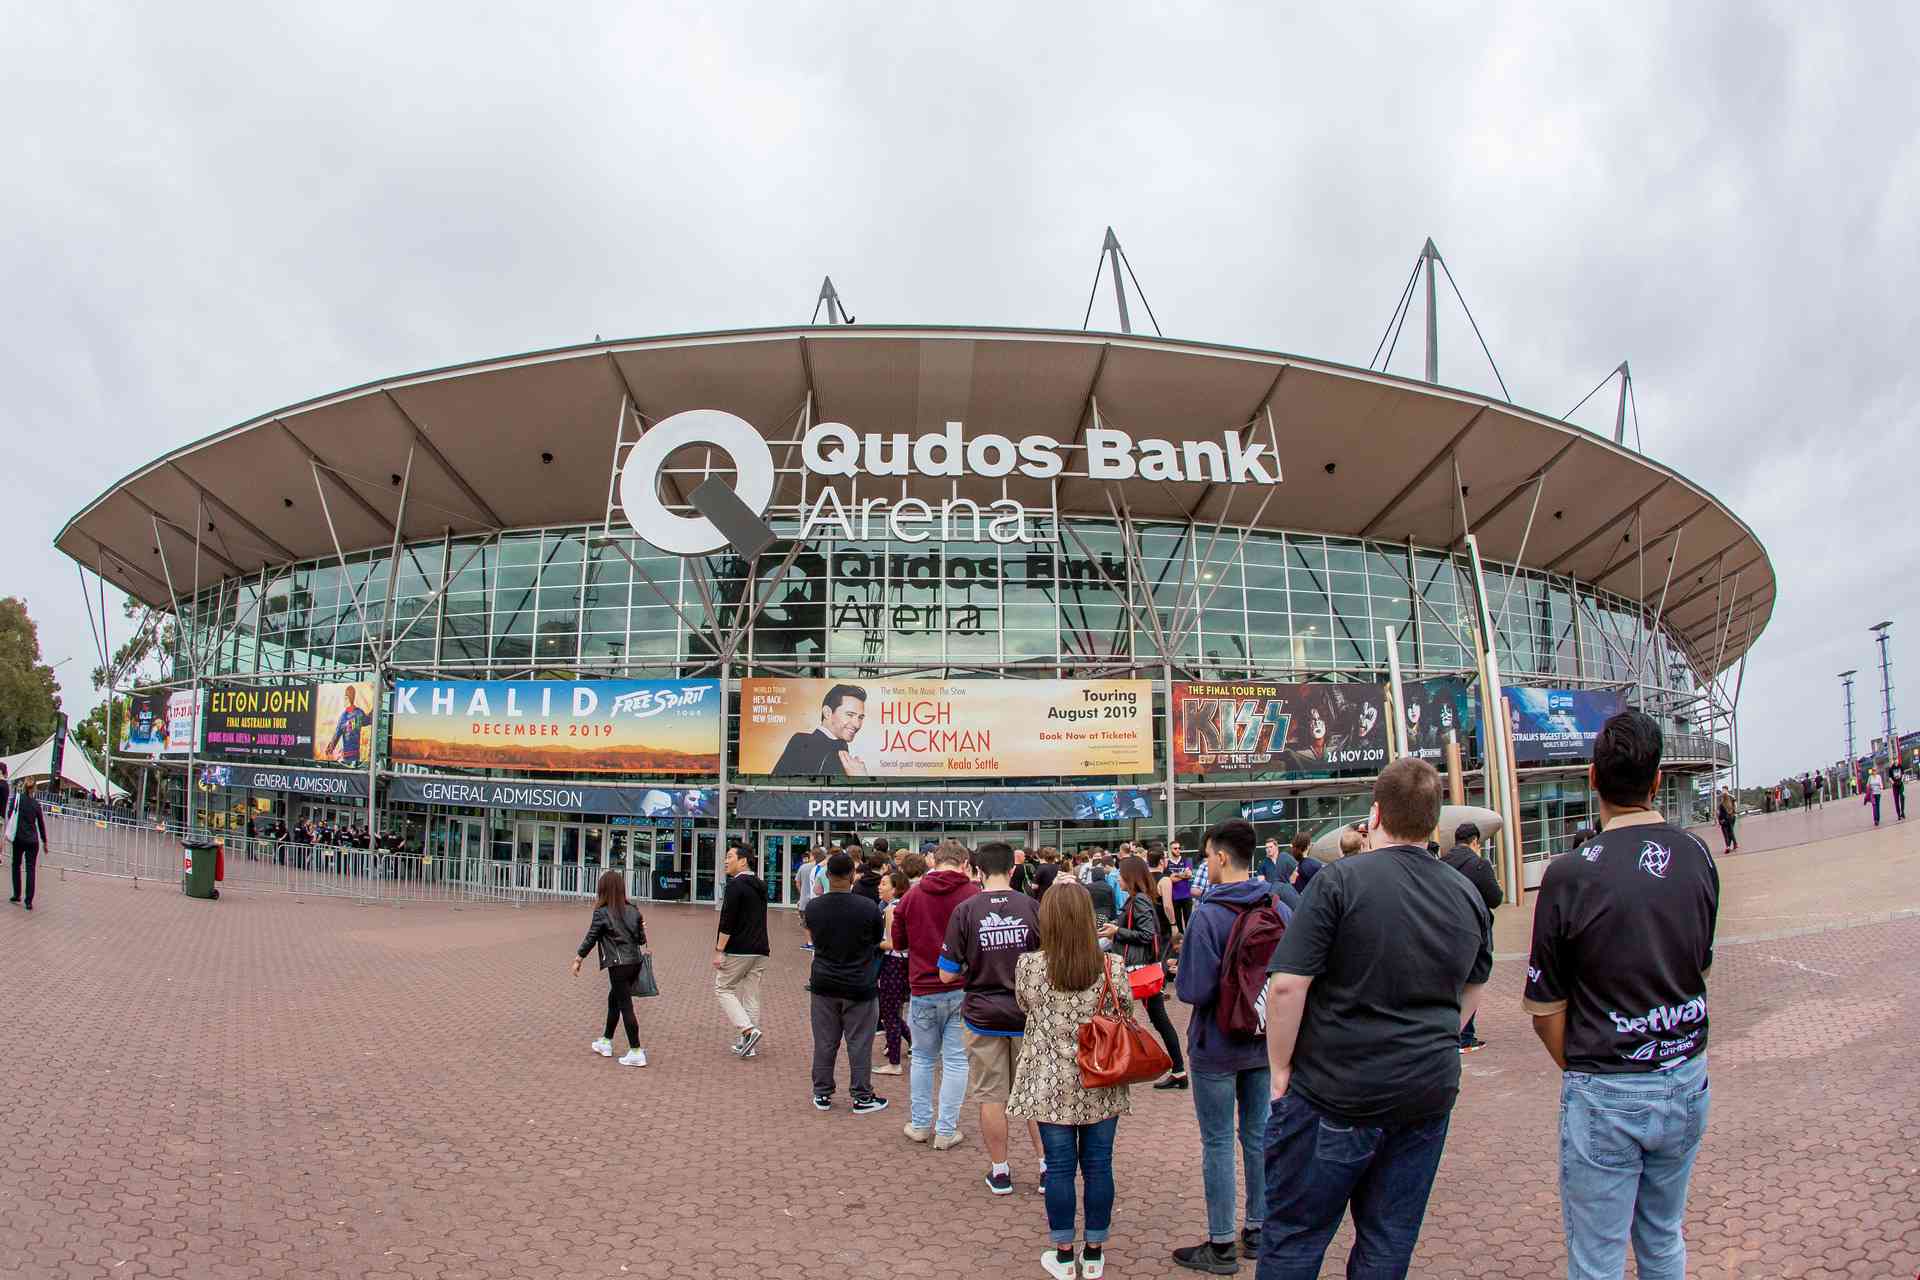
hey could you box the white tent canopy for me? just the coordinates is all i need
[1,732,129,799]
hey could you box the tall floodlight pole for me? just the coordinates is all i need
[1839,669,1858,788]
[1872,621,1896,768]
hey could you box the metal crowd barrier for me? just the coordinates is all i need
[42,811,526,907]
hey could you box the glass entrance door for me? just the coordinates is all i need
[517,820,561,893]
[757,831,814,907]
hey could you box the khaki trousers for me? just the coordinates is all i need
[715,953,768,1031]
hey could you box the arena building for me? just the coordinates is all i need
[56,317,1770,906]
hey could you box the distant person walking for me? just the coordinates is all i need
[1891,767,1907,821]
[1525,710,1719,1279]
[1868,768,1885,826]
[8,780,50,911]
[1715,789,1738,852]
[570,870,649,1067]
[1007,880,1135,1280]
[714,844,770,1059]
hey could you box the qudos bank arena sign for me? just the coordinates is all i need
[618,409,1282,556]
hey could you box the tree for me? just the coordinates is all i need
[0,597,62,754]
[69,696,142,795]
[90,597,178,692]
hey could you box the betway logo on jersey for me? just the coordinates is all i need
[1607,995,1707,1037]
[803,421,1280,485]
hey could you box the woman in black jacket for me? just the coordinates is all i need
[570,870,650,1067]
[1100,854,1188,1090]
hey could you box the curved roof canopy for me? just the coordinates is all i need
[57,326,1772,675]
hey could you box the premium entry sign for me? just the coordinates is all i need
[738,678,1153,779]
[389,679,721,774]
[1173,681,1387,775]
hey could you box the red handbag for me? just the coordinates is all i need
[1121,900,1166,998]
[1077,962,1174,1088]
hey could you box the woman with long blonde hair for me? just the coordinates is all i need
[1007,880,1132,1279]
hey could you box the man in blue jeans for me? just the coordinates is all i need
[891,841,979,1148]
[1173,818,1289,1275]
[1526,710,1719,1279]
[1260,757,1492,1279]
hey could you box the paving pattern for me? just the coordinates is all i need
[3,826,1917,1280]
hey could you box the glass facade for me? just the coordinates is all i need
[154,517,1723,896]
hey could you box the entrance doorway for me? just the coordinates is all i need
[757,831,815,906]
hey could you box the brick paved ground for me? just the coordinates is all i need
[3,828,1916,1279]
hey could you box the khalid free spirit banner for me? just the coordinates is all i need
[390,679,720,774]
[738,678,1153,779]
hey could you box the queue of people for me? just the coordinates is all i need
[559,709,1716,1280]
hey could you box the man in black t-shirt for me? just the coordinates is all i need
[1261,758,1492,1278]
[938,841,1042,1196]
[714,844,771,1059]
[802,851,888,1114]
[1525,710,1717,1280]
[1441,821,1504,1053]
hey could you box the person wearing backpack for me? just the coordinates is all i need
[1172,818,1291,1275]
[570,870,651,1067]
[1259,758,1493,1278]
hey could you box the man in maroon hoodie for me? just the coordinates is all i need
[891,840,980,1148]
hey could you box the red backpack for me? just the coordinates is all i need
[1215,898,1288,1040]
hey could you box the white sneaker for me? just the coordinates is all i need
[1040,1248,1078,1279]
[1080,1251,1104,1279]
[903,1122,931,1143]
[617,1048,647,1067]
[590,1037,614,1057]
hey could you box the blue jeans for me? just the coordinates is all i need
[1560,1054,1710,1280]
[907,990,968,1135]
[1258,1092,1450,1279]
[1038,1117,1118,1246]
[1192,1067,1270,1243]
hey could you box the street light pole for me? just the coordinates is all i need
[1839,669,1858,791]
[1871,621,1897,771]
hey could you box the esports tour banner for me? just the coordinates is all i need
[121,690,200,756]
[738,678,1154,779]
[202,681,376,764]
[1401,675,1476,764]
[1173,681,1388,776]
[390,679,721,774]
[1505,687,1625,764]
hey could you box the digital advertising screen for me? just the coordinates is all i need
[1505,687,1626,764]
[389,679,721,774]
[1172,680,1387,776]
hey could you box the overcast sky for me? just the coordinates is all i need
[5,3,1914,783]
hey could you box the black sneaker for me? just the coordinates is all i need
[1172,1241,1240,1274]
[813,1093,833,1111]
[1239,1227,1261,1259]
[1153,1073,1191,1090]
[984,1168,1014,1195]
[850,1092,888,1114]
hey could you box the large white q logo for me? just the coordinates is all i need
[618,409,777,555]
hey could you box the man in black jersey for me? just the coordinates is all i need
[1524,710,1718,1280]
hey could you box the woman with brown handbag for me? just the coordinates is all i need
[1008,880,1133,1280]
[1102,855,1188,1090]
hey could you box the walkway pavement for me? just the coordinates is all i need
[3,820,1916,1279]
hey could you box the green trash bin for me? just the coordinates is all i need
[182,839,220,900]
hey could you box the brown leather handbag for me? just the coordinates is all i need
[1076,961,1173,1088]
